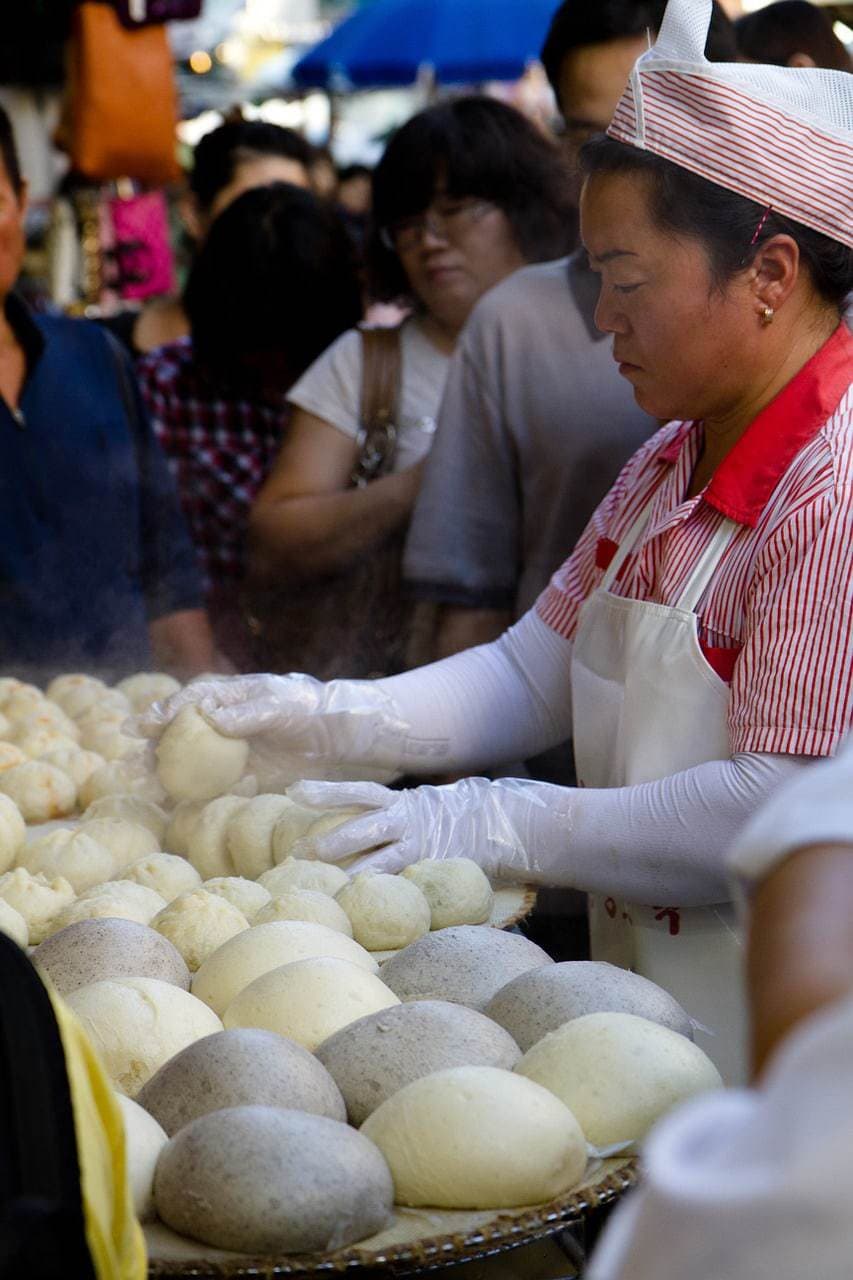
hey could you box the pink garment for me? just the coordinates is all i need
[109,190,175,302]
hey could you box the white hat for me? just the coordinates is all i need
[607,0,853,248]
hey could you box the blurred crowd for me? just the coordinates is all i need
[1,0,849,687]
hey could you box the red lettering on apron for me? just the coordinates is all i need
[653,906,682,937]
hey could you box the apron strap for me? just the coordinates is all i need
[600,499,656,592]
[675,518,740,613]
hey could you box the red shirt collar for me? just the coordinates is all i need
[662,324,853,527]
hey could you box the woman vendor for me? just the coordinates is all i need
[143,0,853,1084]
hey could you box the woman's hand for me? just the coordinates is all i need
[288,776,580,881]
[135,672,422,784]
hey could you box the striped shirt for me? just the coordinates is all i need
[537,324,853,758]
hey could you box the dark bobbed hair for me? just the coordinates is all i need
[189,119,314,211]
[184,182,362,386]
[0,104,22,193]
[368,96,575,302]
[579,134,853,311]
[735,1,852,72]
[541,0,739,102]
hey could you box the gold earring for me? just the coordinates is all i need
[760,306,775,325]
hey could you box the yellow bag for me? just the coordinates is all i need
[0,935,146,1280]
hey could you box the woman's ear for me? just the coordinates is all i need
[751,233,800,314]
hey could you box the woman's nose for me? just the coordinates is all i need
[594,287,628,336]
[419,219,448,249]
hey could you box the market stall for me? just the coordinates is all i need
[0,669,724,1276]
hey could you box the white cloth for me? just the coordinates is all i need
[571,499,747,1080]
[728,731,853,894]
[608,0,853,249]
[286,317,447,470]
[587,992,853,1280]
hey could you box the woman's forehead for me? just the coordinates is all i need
[580,172,662,248]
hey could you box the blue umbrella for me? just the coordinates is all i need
[292,0,562,90]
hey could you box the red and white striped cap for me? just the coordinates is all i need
[608,0,853,248]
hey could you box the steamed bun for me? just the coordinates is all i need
[116,673,181,714]
[156,706,249,802]
[1,684,46,722]
[163,800,205,858]
[32,917,190,995]
[46,674,110,720]
[224,956,399,1051]
[0,793,26,873]
[0,743,27,773]
[0,868,74,943]
[124,853,202,902]
[0,761,76,822]
[258,857,348,899]
[75,703,137,760]
[82,795,167,841]
[8,701,77,740]
[187,796,247,879]
[226,794,294,879]
[46,882,167,937]
[117,1094,168,1221]
[192,921,379,1018]
[75,818,159,873]
[0,897,28,947]
[336,873,431,951]
[362,1066,587,1209]
[400,859,494,929]
[270,798,321,861]
[152,889,249,971]
[15,728,80,759]
[18,826,117,892]
[515,1012,723,1146]
[202,876,270,919]
[254,888,352,935]
[39,748,106,790]
[79,757,166,809]
[66,976,223,1096]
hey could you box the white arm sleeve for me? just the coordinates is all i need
[511,752,813,904]
[377,608,574,774]
[727,731,853,893]
[377,611,812,902]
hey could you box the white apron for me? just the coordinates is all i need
[571,501,747,1084]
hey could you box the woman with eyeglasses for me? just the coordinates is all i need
[248,96,574,680]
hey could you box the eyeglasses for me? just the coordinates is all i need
[379,198,497,253]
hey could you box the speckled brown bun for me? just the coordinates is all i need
[316,999,521,1125]
[379,925,553,1012]
[154,1106,393,1253]
[485,960,694,1051]
[137,1027,346,1135]
[32,917,191,995]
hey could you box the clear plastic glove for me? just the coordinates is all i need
[134,673,448,786]
[288,776,579,881]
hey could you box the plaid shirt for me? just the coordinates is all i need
[137,337,288,591]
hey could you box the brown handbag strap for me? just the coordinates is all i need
[353,325,403,485]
